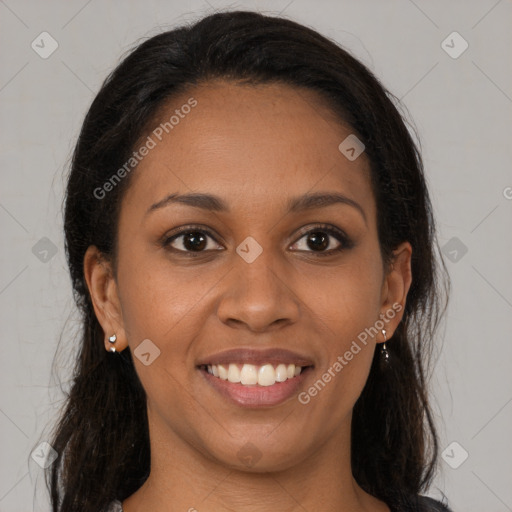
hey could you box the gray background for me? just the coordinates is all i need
[1,1,511,511]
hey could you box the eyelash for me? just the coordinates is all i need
[161,223,353,258]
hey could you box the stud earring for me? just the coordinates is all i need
[108,334,117,353]
[380,329,390,364]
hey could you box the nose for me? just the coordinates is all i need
[216,249,301,332]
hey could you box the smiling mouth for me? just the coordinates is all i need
[197,362,313,387]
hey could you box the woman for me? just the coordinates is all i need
[43,9,452,512]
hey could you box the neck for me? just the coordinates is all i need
[122,405,390,512]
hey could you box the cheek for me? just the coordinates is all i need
[115,252,210,420]
[116,246,218,341]
[299,248,383,409]
[115,246,227,403]
[299,290,380,429]
[314,282,380,383]
[309,249,384,342]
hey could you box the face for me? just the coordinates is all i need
[86,80,411,472]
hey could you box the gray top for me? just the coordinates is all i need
[104,495,452,511]
[106,500,123,512]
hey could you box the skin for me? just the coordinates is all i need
[84,80,412,512]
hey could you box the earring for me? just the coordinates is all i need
[108,333,117,353]
[380,329,390,364]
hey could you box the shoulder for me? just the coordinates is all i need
[399,494,453,512]
[386,491,453,512]
[104,500,123,512]
[103,495,453,512]
[416,495,453,511]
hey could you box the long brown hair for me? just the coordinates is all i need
[38,10,449,511]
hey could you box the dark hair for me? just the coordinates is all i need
[40,9,449,512]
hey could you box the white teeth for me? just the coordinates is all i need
[205,362,307,386]
[275,364,288,382]
[218,364,228,380]
[258,364,276,386]
[240,364,258,385]
[227,364,241,383]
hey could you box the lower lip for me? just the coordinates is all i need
[198,367,313,408]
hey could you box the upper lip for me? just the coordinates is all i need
[196,348,314,367]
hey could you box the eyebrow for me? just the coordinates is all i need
[146,191,367,224]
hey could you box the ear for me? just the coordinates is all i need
[83,245,127,352]
[378,241,412,343]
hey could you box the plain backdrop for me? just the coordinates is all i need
[0,1,511,511]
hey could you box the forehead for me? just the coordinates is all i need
[122,80,374,221]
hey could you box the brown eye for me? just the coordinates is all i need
[163,226,223,254]
[290,224,353,256]
[304,231,330,251]
[177,231,208,251]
